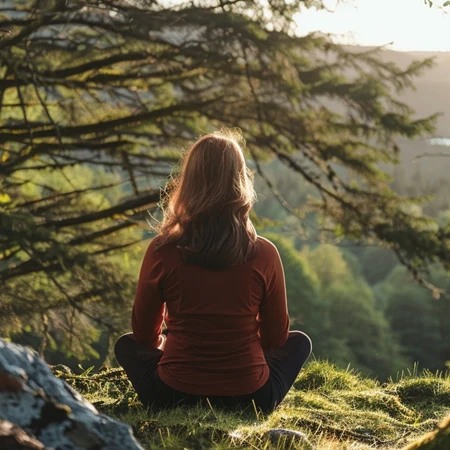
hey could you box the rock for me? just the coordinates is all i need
[267,428,313,449]
[0,420,45,449]
[0,338,144,450]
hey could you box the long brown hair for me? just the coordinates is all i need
[154,129,259,269]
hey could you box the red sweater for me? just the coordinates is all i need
[131,235,290,396]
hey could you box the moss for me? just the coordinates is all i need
[54,361,450,450]
[393,377,450,405]
[294,361,376,392]
[339,390,416,420]
[403,415,450,450]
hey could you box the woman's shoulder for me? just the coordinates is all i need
[146,235,177,256]
[255,235,280,258]
[147,234,279,266]
[144,236,182,269]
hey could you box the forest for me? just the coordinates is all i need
[1,1,450,449]
[1,0,449,381]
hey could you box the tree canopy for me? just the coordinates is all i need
[1,0,449,354]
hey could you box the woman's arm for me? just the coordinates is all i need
[257,244,290,350]
[131,239,166,349]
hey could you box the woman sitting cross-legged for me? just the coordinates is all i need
[114,131,312,414]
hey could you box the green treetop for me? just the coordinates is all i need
[0,0,448,355]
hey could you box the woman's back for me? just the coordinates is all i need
[132,235,290,396]
[115,130,311,413]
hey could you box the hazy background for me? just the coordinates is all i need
[2,0,449,381]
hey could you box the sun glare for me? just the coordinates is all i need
[294,0,450,52]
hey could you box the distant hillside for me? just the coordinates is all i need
[379,50,450,136]
[349,48,450,134]
[345,48,450,189]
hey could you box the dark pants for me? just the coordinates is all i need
[114,330,312,414]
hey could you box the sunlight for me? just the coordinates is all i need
[294,0,450,51]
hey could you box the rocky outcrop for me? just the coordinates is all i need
[0,338,144,450]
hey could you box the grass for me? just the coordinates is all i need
[54,361,450,450]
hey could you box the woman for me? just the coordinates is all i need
[114,130,312,414]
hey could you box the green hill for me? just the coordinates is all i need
[55,361,450,449]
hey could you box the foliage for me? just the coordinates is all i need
[347,246,399,286]
[1,0,449,360]
[0,163,143,360]
[255,158,450,375]
[302,244,410,377]
[54,360,450,450]
[259,235,410,378]
[379,265,450,372]
[261,232,321,325]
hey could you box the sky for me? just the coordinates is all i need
[294,0,450,52]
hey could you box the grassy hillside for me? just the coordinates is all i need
[55,361,450,450]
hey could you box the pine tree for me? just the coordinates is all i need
[0,0,448,358]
